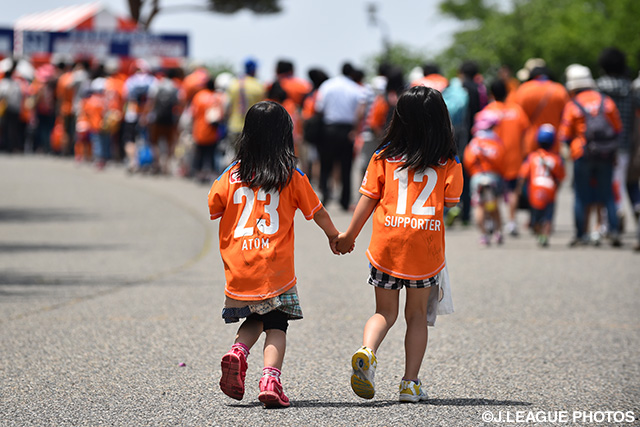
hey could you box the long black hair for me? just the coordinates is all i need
[377,85,457,171]
[234,101,296,193]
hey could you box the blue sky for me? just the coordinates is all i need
[3,0,463,80]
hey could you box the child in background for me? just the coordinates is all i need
[517,124,566,247]
[463,110,507,246]
[81,78,110,169]
[335,86,463,403]
[208,101,340,408]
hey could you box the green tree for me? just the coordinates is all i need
[128,0,282,30]
[367,43,430,76]
[436,0,640,79]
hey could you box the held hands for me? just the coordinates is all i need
[333,232,355,255]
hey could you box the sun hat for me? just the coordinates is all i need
[517,58,546,81]
[564,64,596,91]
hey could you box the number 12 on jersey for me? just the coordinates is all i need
[393,168,437,216]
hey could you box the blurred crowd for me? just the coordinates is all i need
[1,47,639,250]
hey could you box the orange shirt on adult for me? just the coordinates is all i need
[481,101,530,180]
[82,93,106,132]
[360,151,464,280]
[208,163,323,301]
[410,74,449,93]
[518,148,566,209]
[278,76,311,107]
[301,90,318,121]
[511,78,570,154]
[558,90,622,161]
[183,68,208,103]
[105,73,126,112]
[56,71,75,116]
[367,95,390,134]
[191,89,224,145]
[463,132,507,177]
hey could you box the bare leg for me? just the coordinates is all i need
[491,207,502,232]
[235,317,263,350]
[403,287,432,380]
[508,191,518,224]
[476,206,486,235]
[263,329,287,370]
[362,287,400,353]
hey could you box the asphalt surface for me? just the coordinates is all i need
[0,154,638,427]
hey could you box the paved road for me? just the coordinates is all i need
[1,155,638,427]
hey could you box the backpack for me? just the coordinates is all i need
[154,82,179,125]
[573,94,618,161]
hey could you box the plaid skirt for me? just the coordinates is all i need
[368,265,438,290]
[221,289,303,324]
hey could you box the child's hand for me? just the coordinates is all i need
[335,232,355,255]
[328,234,341,255]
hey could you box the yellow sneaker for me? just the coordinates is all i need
[399,379,428,403]
[350,347,377,399]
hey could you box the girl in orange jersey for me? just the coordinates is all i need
[463,110,507,246]
[208,101,341,408]
[335,86,463,402]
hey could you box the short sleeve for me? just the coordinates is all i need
[292,170,322,220]
[359,154,384,200]
[208,174,229,220]
[444,157,464,204]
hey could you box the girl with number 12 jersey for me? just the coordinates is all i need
[336,86,463,403]
[360,151,463,279]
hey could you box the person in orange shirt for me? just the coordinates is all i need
[463,109,507,246]
[483,80,530,235]
[335,86,463,403]
[511,66,570,155]
[410,63,448,93]
[104,59,127,161]
[55,63,75,155]
[191,78,225,182]
[517,124,566,247]
[274,60,311,108]
[558,64,623,247]
[81,78,110,169]
[265,81,302,153]
[182,64,209,105]
[209,101,340,408]
[364,68,405,167]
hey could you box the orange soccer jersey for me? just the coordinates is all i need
[360,151,464,280]
[462,133,507,177]
[481,102,530,180]
[519,148,565,210]
[208,163,322,301]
